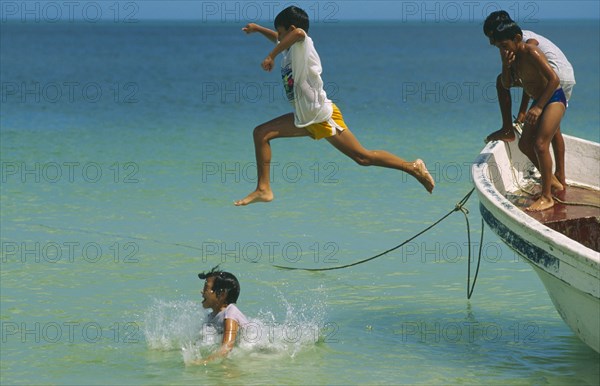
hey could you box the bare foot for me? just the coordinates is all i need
[526,196,554,212]
[550,175,564,192]
[553,188,567,203]
[484,127,516,143]
[234,189,274,206]
[413,159,435,194]
[554,172,566,189]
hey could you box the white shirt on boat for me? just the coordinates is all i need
[522,30,576,87]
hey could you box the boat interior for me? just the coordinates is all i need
[507,185,600,252]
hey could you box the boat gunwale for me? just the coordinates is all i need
[472,136,600,271]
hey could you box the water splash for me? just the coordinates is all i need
[142,287,329,365]
[142,298,204,351]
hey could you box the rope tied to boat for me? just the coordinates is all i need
[274,188,485,299]
[453,190,484,299]
[35,189,487,299]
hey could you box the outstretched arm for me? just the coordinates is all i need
[242,23,278,43]
[261,28,306,72]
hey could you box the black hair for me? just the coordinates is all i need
[198,265,241,304]
[274,6,309,33]
[483,10,513,36]
[491,21,523,42]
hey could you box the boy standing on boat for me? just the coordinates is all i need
[492,21,567,211]
[483,11,575,188]
[234,6,434,206]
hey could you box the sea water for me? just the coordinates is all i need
[1,18,599,385]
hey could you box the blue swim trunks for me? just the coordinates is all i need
[532,87,567,110]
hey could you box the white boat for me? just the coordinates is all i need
[472,133,600,353]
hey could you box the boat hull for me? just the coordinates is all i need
[473,135,600,352]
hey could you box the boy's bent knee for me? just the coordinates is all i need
[534,139,550,154]
[352,154,372,166]
[253,125,269,140]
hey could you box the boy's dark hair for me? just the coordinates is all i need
[198,265,241,304]
[274,6,309,33]
[491,21,523,42]
[483,10,513,36]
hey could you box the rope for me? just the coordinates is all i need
[33,188,486,298]
[468,219,485,299]
[505,140,537,196]
[451,194,484,299]
[34,223,205,252]
[553,196,600,209]
[273,188,486,298]
[273,188,477,273]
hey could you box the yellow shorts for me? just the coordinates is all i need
[304,104,348,140]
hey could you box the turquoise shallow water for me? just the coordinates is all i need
[1,18,599,385]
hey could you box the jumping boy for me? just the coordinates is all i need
[483,10,575,188]
[190,266,248,365]
[234,6,434,206]
[492,21,567,211]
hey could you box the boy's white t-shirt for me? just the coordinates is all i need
[207,303,249,333]
[280,32,333,127]
[522,30,576,84]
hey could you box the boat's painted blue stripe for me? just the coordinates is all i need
[480,203,560,272]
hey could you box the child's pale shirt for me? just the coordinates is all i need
[206,303,249,333]
[522,30,575,84]
[280,31,333,128]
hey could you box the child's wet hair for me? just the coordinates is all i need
[491,20,523,42]
[198,265,241,304]
[274,6,309,33]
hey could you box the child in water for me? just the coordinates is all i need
[189,266,248,365]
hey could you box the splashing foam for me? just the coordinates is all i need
[143,287,328,364]
[142,298,204,351]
